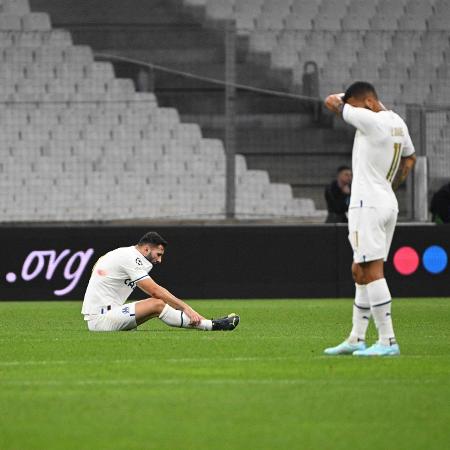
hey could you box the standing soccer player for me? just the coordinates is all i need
[323,82,416,356]
[82,231,239,332]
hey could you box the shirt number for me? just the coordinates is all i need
[387,143,402,182]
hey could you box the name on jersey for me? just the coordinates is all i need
[391,127,404,137]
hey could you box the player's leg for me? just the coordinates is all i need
[348,262,372,344]
[353,209,400,356]
[135,299,239,331]
[87,303,139,332]
[135,298,211,330]
[324,264,369,355]
[324,208,367,355]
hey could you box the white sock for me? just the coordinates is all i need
[366,278,396,346]
[348,283,371,344]
[158,304,212,331]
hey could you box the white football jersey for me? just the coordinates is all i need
[343,103,415,211]
[82,246,153,315]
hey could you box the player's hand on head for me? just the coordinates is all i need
[324,93,344,115]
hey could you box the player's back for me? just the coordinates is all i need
[343,104,415,211]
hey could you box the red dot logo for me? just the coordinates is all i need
[393,246,420,275]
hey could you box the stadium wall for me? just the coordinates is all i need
[0,225,448,301]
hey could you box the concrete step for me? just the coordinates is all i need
[31,0,191,25]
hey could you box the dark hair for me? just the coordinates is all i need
[337,165,351,173]
[342,81,378,103]
[138,232,168,248]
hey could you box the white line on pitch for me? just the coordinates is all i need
[0,356,299,367]
[0,378,441,388]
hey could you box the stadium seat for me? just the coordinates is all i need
[319,0,348,16]
[398,83,430,105]
[270,44,299,69]
[386,46,415,66]
[277,30,307,50]
[205,0,234,20]
[13,31,43,47]
[370,15,399,31]
[34,46,65,64]
[427,83,450,106]
[346,0,377,17]
[376,79,402,101]
[105,78,135,100]
[2,46,33,63]
[249,30,278,53]
[428,15,450,31]
[0,30,13,46]
[261,0,292,13]
[291,0,318,15]
[377,0,405,17]
[284,14,314,30]
[364,31,393,51]
[21,13,51,31]
[436,63,450,79]
[234,0,263,34]
[415,48,444,68]
[0,14,21,30]
[64,46,93,64]
[313,15,342,31]
[173,123,202,144]
[434,0,450,14]
[255,11,288,31]
[341,15,371,30]
[43,29,72,47]
[53,63,85,81]
[405,0,433,16]
[398,15,428,32]
[378,63,409,80]
[235,16,256,35]
[321,61,353,84]
[1,0,30,16]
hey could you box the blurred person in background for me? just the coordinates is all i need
[430,181,450,224]
[324,165,352,223]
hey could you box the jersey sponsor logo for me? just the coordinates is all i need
[136,257,143,266]
[124,278,137,290]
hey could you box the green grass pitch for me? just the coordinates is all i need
[0,299,449,450]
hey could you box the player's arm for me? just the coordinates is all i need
[392,154,416,191]
[137,277,204,324]
[325,94,377,134]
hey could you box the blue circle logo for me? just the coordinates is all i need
[422,245,448,274]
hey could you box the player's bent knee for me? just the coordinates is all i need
[135,298,166,321]
[150,298,166,313]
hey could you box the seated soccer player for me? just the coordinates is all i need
[81,231,239,332]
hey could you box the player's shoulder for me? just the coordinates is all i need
[379,110,409,133]
[106,246,135,264]
[123,246,152,269]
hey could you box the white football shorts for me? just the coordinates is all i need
[348,206,398,263]
[84,302,139,332]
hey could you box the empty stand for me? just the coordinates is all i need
[0,0,325,221]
